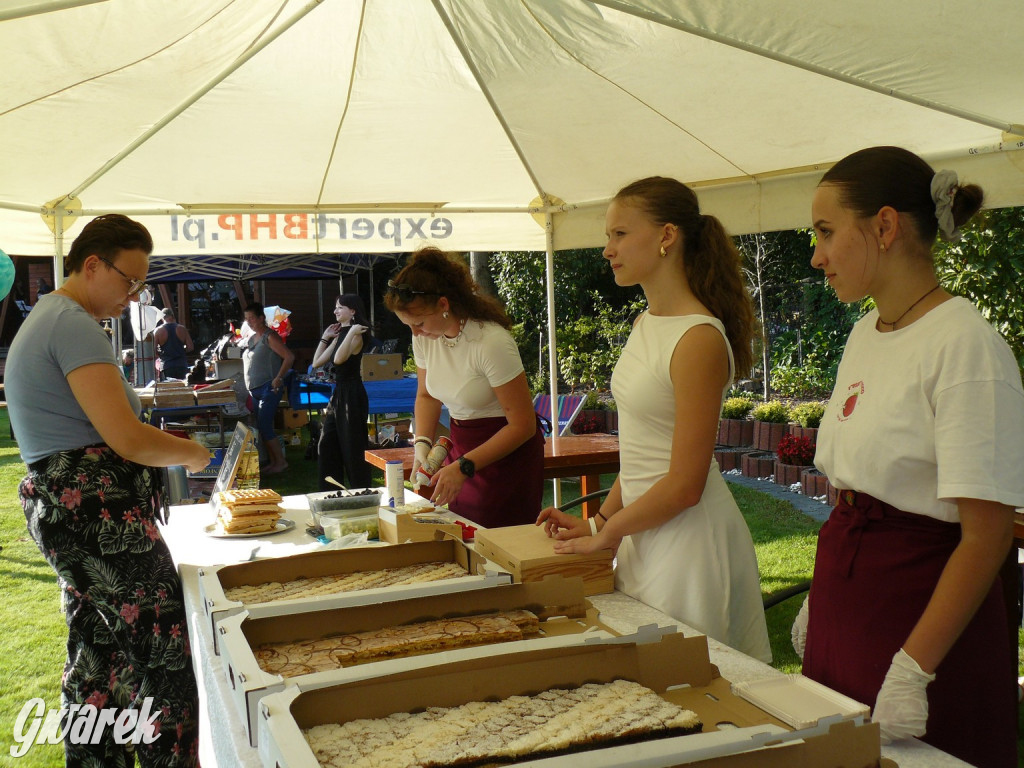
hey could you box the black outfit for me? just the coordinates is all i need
[317,326,372,489]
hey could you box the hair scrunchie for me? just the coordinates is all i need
[930,169,961,242]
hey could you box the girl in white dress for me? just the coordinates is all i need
[538,177,771,662]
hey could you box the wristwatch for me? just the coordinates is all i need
[457,456,475,478]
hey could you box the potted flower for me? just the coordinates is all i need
[572,392,607,434]
[789,401,826,442]
[750,400,791,453]
[774,434,816,486]
[717,396,755,447]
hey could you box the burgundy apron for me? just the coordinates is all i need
[445,415,544,528]
[803,490,1016,768]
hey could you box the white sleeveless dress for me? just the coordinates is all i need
[612,313,771,662]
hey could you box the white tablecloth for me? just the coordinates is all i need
[160,496,971,768]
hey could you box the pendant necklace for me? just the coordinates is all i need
[878,284,941,331]
[441,319,466,348]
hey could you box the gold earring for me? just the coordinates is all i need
[880,243,886,252]
[659,246,667,258]
[442,311,449,318]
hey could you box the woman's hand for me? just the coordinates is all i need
[349,324,368,337]
[536,507,586,539]
[427,462,468,507]
[323,323,342,339]
[536,507,622,555]
[182,439,211,474]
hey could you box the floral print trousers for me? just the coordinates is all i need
[20,446,200,767]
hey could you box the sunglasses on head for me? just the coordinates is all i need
[98,256,148,296]
[386,280,440,301]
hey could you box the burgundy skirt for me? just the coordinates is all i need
[445,415,544,528]
[803,490,1016,768]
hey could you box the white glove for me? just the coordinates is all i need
[873,648,935,744]
[790,595,809,660]
[411,439,431,491]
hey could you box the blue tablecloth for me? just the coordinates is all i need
[365,377,418,414]
[290,376,418,414]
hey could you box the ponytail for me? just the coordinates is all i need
[686,215,755,376]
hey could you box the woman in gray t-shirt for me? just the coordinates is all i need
[5,214,209,767]
[240,302,295,474]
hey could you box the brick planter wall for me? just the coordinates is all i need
[717,418,754,447]
[788,425,819,443]
[801,468,838,505]
[740,451,776,479]
[753,421,789,452]
[713,446,755,472]
[775,461,814,487]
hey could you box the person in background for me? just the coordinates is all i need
[384,247,544,528]
[36,276,52,297]
[790,146,1023,767]
[536,176,771,663]
[121,347,135,381]
[312,294,374,490]
[241,301,295,474]
[154,307,194,380]
[5,214,210,767]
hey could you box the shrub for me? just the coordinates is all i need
[776,434,816,465]
[770,363,835,399]
[791,401,826,429]
[721,396,755,420]
[751,400,791,424]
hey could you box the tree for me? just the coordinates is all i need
[936,206,1024,366]
[737,231,858,398]
[491,249,642,391]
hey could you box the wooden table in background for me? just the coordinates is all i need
[365,434,620,518]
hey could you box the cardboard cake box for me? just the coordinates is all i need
[360,352,403,380]
[377,505,465,544]
[220,575,618,746]
[474,523,615,595]
[258,631,882,768]
[198,538,511,654]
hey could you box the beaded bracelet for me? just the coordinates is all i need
[413,436,433,447]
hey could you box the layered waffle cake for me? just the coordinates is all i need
[254,609,540,677]
[212,488,284,535]
[303,678,703,767]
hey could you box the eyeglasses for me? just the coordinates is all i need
[98,256,148,296]
[386,280,440,301]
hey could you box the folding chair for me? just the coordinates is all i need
[533,393,586,437]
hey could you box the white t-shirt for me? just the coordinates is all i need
[412,320,523,420]
[815,297,1024,522]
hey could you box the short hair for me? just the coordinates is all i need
[65,214,153,274]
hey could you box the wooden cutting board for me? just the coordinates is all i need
[474,524,614,596]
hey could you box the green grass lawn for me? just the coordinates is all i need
[1,415,1019,764]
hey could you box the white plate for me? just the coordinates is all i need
[731,675,869,730]
[203,518,296,539]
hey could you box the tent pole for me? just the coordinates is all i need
[53,208,65,289]
[544,212,560,506]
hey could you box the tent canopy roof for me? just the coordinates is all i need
[1,0,1022,257]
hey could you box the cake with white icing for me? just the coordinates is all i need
[303,678,702,767]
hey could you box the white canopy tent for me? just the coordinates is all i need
[2,0,1023,415]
